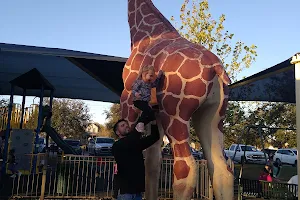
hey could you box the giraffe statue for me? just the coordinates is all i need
[120,0,234,199]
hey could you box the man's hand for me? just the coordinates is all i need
[135,122,145,132]
[135,92,141,99]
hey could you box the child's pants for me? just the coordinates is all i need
[133,100,155,122]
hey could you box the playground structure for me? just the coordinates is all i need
[1,68,82,176]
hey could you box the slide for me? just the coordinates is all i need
[40,105,80,155]
[43,125,80,155]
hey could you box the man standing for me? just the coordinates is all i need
[112,117,160,200]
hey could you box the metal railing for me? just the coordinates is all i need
[238,178,298,200]
[5,154,213,199]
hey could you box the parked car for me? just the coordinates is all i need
[224,144,268,164]
[263,148,277,158]
[63,139,83,155]
[87,137,115,156]
[273,148,298,167]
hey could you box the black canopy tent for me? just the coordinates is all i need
[229,58,295,103]
[0,43,126,103]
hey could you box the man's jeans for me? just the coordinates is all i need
[117,193,142,200]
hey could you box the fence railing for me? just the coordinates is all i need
[238,178,298,200]
[4,154,213,200]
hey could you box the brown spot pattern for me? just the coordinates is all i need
[138,37,150,53]
[128,0,135,13]
[149,40,173,56]
[201,51,218,65]
[202,67,215,81]
[161,32,180,39]
[124,72,138,91]
[169,119,189,141]
[163,95,180,116]
[179,98,199,121]
[161,53,184,72]
[184,79,206,97]
[131,54,144,70]
[214,64,224,76]
[141,55,154,67]
[178,60,201,79]
[154,52,167,71]
[128,107,138,123]
[165,41,189,54]
[126,48,137,67]
[135,10,143,27]
[130,27,137,40]
[140,3,152,16]
[174,142,191,157]
[121,103,128,119]
[174,160,190,180]
[179,48,200,59]
[152,23,167,37]
[120,90,129,103]
[133,31,147,45]
[160,112,170,132]
[143,14,159,25]
[166,74,182,95]
[139,23,152,36]
[122,67,130,81]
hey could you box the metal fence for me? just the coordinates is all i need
[238,178,298,200]
[6,154,213,200]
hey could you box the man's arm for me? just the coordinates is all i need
[137,124,160,150]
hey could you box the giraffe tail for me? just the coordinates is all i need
[214,64,232,85]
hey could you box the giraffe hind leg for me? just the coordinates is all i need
[160,114,198,200]
[192,77,233,200]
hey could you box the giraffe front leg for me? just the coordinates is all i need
[162,115,198,200]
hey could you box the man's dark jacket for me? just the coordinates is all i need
[112,124,160,194]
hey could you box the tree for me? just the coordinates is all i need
[170,0,258,145]
[25,107,39,129]
[44,98,91,139]
[103,103,121,139]
[171,0,257,81]
[246,102,296,148]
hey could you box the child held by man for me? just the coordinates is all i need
[131,65,164,131]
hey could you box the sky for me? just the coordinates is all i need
[0,0,299,124]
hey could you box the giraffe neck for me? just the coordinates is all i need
[128,0,179,46]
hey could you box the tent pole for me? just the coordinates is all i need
[291,53,300,199]
[2,85,14,175]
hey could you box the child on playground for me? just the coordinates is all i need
[8,149,22,178]
[132,65,164,131]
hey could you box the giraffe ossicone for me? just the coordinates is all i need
[121,0,234,199]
